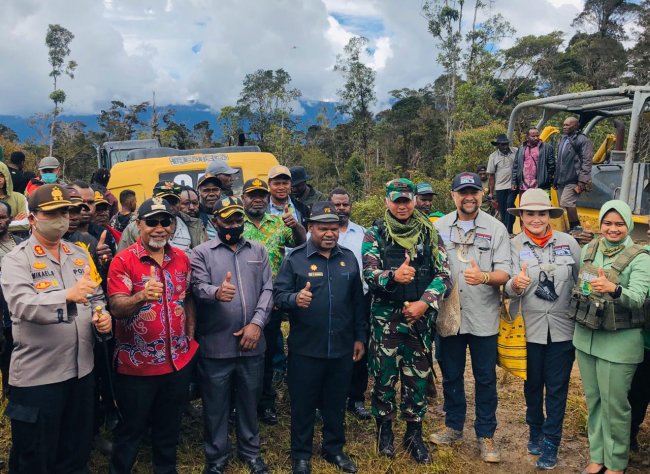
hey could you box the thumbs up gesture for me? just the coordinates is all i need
[92,305,112,334]
[216,271,237,302]
[143,266,165,302]
[282,204,298,228]
[296,281,313,308]
[393,253,416,284]
[66,265,99,303]
[591,267,617,294]
[513,262,531,293]
[96,230,112,264]
[464,258,486,286]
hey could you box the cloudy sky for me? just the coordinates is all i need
[1,0,584,117]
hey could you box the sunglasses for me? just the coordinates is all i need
[144,217,173,228]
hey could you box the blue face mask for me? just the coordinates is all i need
[41,173,57,184]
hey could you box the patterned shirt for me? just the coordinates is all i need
[243,212,295,278]
[107,240,197,376]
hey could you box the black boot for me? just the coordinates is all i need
[403,421,431,464]
[375,418,395,458]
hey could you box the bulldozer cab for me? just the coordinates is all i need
[507,86,650,239]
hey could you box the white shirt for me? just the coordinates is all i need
[337,220,368,294]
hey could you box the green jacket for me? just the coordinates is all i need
[573,238,650,364]
[0,161,28,232]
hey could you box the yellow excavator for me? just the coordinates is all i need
[507,86,650,240]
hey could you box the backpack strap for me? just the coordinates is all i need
[609,245,649,281]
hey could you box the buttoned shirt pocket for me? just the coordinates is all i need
[554,256,575,280]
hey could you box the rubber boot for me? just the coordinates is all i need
[403,421,431,464]
[375,418,395,458]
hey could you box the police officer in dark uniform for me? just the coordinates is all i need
[274,202,368,474]
[0,184,112,474]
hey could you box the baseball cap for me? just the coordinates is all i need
[476,165,487,173]
[66,186,90,210]
[94,190,110,207]
[308,201,340,223]
[152,181,182,199]
[451,172,483,192]
[197,172,223,189]
[385,178,416,202]
[38,156,60,170]
[415,182,436,196]
[268,165,292,180]
[213,196,244,219]
[28,184,72,212]
[137,197,174,219]
[242,178,269,194]
[206,160,238,175]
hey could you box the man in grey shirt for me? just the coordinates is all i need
[430,172,511,464]
[191,196,273,474]
[486,134,517,233]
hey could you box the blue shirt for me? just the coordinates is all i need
[337,220,368,294]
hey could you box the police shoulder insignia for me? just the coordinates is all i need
[33,261,48,269]
[61,243,72,254]
[33,245,46,256]
[73,258,85,267]
[35,281,51,290]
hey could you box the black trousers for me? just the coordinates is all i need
[7,373,95,474]
[200,355,265,465]
[347,293,370,404]
[288,353,353,460]
[495,189,517,233]
[630,348,650,440]
[260,311,282,411]
[93,337,117,432]
[109,360,194,474]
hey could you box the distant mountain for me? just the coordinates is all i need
[0,100,342,143]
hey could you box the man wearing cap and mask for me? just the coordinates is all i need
[430,172,511,464]
[267,165,310,228]
[117,181,206,253]
[25,156,64,197]
[205,160,239,197]
[240,177,306,426]
[1,184,112,473]
[107,197,198,473]
[275,201,367,474]
[486,134,517,233]
[191,196,273,474]
[363,179,452,465]
[290,166,327,210]
[197,173,222,239]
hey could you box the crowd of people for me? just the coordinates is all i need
[0,118,648,474]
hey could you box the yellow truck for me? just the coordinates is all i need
[101,143,279,204]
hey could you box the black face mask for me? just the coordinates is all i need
[217,225,244,243]
[535,270,559,302]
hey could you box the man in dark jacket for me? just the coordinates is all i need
[290,166,327,210]
[511,127,555,195]
[552,116,593,231]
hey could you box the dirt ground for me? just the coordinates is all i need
[1,356,649,473]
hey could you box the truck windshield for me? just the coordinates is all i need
[109,150,132,167]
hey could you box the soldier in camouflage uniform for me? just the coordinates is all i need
[362,178,452,464]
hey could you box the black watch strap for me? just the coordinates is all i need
[612,285,623,299]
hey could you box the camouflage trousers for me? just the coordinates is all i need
[368,305,433,423]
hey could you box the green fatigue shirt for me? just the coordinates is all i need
[362,225,452,338]
[572,240,650,364]
[243,212,295,278]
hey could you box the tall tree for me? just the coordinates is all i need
[236,68,301,150]
[628,0,650,84]
[572,0,640,40]
[96,100,149,141]
[45,24,77,156]
[334,36,377,193]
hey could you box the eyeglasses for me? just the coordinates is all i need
[144,217,172,228]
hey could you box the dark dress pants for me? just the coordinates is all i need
[629,348,650,441]
[495,189,517,233]
[260,311,282,411]
[347,293,371,403]
[524,339,575,444]
[109,360,194,474]
[200,355,265,465]
[288,353,353,460]
[7,373,95,474]
[438,333,498,438]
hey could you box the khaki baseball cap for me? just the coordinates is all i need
[268,165,292,180]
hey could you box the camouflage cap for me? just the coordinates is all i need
[152,180,182,199]
[385,178,415,202]
[28,184,72,212]
[415,182,436,196]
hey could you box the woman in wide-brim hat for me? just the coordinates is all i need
[505,188,582,469]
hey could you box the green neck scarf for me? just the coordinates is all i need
[384,209,438,258]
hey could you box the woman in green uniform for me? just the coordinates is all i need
[573,200,650,474]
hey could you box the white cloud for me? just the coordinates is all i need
[0,0,584,119]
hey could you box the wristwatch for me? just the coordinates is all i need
[611,285,623,299]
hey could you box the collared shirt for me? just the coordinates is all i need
[1,236,105,387]
[243,212,295,278]
[269,197,302,224]
[108,240,197,376]
[522,143,541,190]
[337,220,367,294]
[191,236,273,359]
[434,210,511,336]
[505,231,581,344]
[487,147,517,190]
[274,240,368,359]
